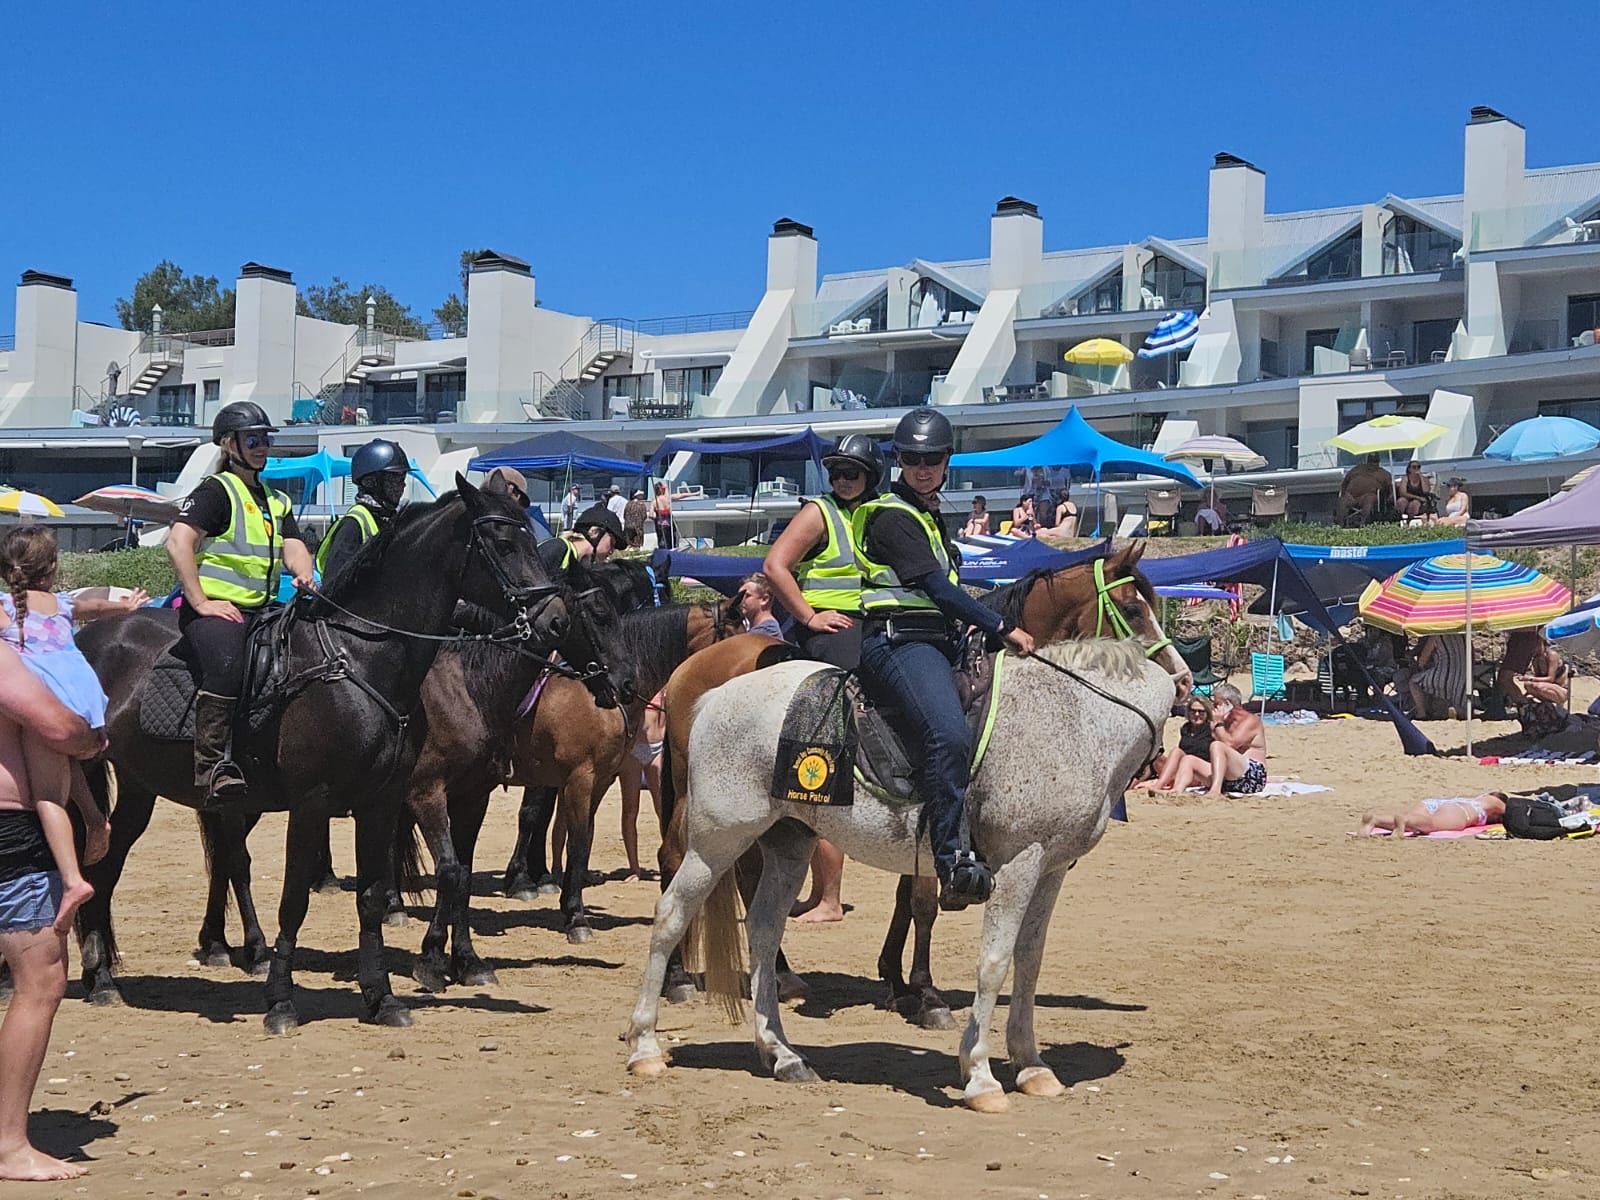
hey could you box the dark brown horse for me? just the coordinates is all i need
[75,477,566,1033]
[654,542,1188,1025]
[403,595,735,990]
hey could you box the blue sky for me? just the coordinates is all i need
[4,2,1595,332]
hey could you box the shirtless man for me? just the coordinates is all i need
[1203,682,1267,797]
[0,642,103,1181]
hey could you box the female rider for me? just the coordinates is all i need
[855,409,1034,911]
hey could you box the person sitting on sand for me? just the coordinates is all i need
[961,496,991,538]
[1409,634,1468,719]
[1134,695,1214,791]
[1361,792,1508,836]
[1010,494,1037,538]
[1518,636,1570,706]
[1162,683,1267,796]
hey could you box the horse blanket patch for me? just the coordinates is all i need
[141,649,199,742]
[770,668,855,807]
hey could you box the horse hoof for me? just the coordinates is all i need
[86,985,124,1008]
[1016,1069,1066,1098]
[964,1089,1010,1114]
[369,997,413,1028]
[314,876,343,896]
[662,982,697,1005]
[534,874,561,896]
[565,925,592,945]
[776,972,810,1004]
[202,950,232,969]
[774,1060,820,1084]
[413,962,451,994]
[917,1006,959,1032]
[628,1055,669,1079]
[457,965,499,989]
[383,910,408,930]
[249,960,272,981]
[508,888,539,903]
[263,1004,300,1036]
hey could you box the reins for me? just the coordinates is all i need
[1092,558,1173,660]
[1026,650,1164,773]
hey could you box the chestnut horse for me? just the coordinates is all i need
[654,542,1189,1025]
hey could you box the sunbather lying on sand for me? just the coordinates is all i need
[1360,791,1508,836]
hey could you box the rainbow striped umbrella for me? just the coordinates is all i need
[74,484,180,524]
[1358,553,1571,634]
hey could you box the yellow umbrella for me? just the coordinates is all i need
[1327,414,1447,455]
[1063,338,1135,367]
[0,491,65,518]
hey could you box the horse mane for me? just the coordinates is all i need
[318,492,461,605]
[981,567,1059,628]
[1033,638,1148,680]
[611,603,691,681]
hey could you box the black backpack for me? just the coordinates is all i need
[1502,795,1572,840]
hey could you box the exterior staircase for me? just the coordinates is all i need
[528,372,588,420]
[527,319,636,419]
[314,327,398,420]
[126,333,185,397]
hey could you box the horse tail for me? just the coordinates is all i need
[197,810,232,919]
[658,734,677,832]
[684,865,747,1023]
[391,806,431,903]
[88,758,121,962]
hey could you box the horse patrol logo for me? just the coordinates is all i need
[771,739,853,807]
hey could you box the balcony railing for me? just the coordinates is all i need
[0,334,15,352]
[177,327,236,347]
[1470,204,1600,253]
[636,310,755,337]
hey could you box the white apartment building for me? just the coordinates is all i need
[2,105,1598,521]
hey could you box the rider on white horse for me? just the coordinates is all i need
[853,409,1035,911]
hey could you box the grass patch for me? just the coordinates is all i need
[59,547,176,597]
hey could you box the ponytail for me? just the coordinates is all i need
[0,526,60,652]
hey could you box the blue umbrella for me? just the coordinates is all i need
[1483,415,1600,462]
[1136,310,1200,358]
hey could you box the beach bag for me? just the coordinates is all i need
[1518,699,1569,742]
[1502,795,1569,840]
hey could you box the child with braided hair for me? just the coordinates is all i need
[0,527,146,931]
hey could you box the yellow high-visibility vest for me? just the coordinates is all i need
[195,472,292,608]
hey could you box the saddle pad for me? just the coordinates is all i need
[141,650,198,742]
[770,669,856,807]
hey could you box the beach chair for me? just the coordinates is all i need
[1175,634,1224,694]
[1145,489,1181,536]
[1318,648,1363,712]
[1250,652,1287,703]
[1250,486,1287,528]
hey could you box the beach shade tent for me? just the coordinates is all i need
[1137,311,1200,358]
[262,449,351,509]
[1483,415,1600,462]
[468,430,645,485]
[1327,414,1448,457]
[644,429,830,476]
[1467,463,1600,549]
[647,548,752,598]
[1561,463,1600,491]
[957,536,1109,586]
[1247,560,1385,628]
[0,491,64,518]
[949,407,1200,533]
[1359,553,1572,754]
[1284,538,1468,568]
[73,484,181,525]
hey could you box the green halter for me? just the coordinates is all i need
[1093,558,1173,660]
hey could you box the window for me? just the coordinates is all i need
[1304,328,1339,374]
[202,379,220,415]
[1246,421,1299,469]
[1076,270,1123,315]
[1412,318,1456,364]
[1569,293,1600,343]
[1538,397,1600,425]
[1140,255,1205,310]
[1383,216,1461,274]
[1277,229,1362,284]
[424,371,465,420]
[1338,394,1429,432]
[662,366,722,414]
[155,383,195,426]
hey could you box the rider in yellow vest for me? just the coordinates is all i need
[762,433,885,671]
[537,502,623,580]
[168,402,314,803]
[315,438,410,581]
[855,409,1034,911]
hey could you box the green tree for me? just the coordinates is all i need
[431,248,490,336]
[297,278,427,338]
[115,261,236,332]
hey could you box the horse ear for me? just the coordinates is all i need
[1117,539,1147,568]
[456,472,484,511]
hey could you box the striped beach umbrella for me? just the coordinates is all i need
[0,490,65,518]
[1358,553,1570,634]
[74,484,180,524]
[1136,310,1200,358]
[1163,435,1267,470]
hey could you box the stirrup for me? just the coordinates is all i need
[201,761,249,809]
[938,852,993,911]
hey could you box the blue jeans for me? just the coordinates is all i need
[859,633,971,876]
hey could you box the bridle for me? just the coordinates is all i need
[1091,558,1172,660]
[466,512,565,645]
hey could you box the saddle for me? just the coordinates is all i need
[138,603,304,742]
[769,638,1006,808]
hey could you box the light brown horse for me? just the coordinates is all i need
[654,541,1187,1022]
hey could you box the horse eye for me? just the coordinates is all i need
[1121,603,1144,619]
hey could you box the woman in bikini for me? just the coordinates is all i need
[1360,791,1508,836]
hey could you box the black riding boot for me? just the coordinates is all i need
[195,691,248,805]
[927,793,992,912]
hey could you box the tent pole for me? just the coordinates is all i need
[1464,553,1474,758]
[1267,557,1280,656]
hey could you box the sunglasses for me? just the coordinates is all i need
[1186,708,1208,716]
[898,451,947,467]
[509,486,531,509]
[241,433,273,450]
[828,466,865,481]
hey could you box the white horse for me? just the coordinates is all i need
[624,638,1177,1113]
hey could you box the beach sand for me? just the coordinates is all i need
[16,695,1600,1199]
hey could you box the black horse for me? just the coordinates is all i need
[75,475,565,1033]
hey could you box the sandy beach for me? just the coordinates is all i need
[13,696,1600,1200]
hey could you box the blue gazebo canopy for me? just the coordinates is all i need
[645,428,830,473]
[264,447,437,510]
[468,430,644,479]
[948,406,1201,487]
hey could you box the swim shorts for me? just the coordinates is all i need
[0,870,63,933]
[1223,757,1267,796]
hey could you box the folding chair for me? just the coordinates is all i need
[1174,634,1224,694]
[1250,486,1288,528]
[1145,489,1181,536]
[1250,651,1287,703]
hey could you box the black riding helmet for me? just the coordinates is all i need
[574,503,624,547]
[212,401,278,446]
[351,438,408,487]
[893,407,954,455]
[821,433,887,492]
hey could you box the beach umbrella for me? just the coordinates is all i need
[73,484,181,524]
[1163,435,1267,470]
[1062,338,1135,367]
[1136,311,1200,358]
[1327,414,1447,456]
[1483,415,1600,462]
[1547,606,1600,659]
[1358,554,1570,634]
[0,491,64,518]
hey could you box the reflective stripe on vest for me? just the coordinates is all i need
[852,493,957,613]
[314,503,381,574]
[796,494,864,612]
[196,472,291,608]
